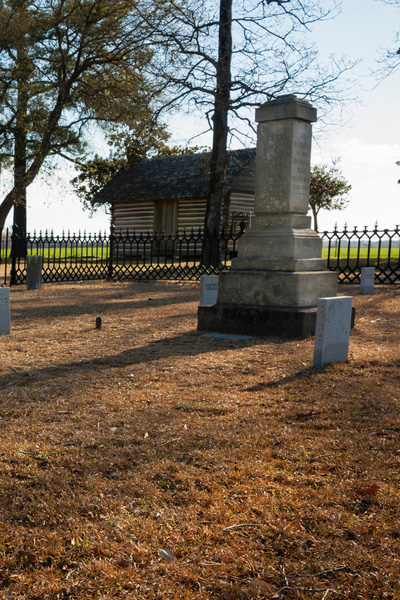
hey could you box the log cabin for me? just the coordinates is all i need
[94,148,256,234]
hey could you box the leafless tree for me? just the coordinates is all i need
[375,0,400,80]
[134,0,355,264]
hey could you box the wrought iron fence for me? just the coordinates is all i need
[1,225,399,286]
[320,225,400,284]
[1,227,242,285]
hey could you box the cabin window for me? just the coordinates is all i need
[154,199,178,235]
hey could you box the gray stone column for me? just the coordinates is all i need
[197,95,338,338]
[232,95,326,272]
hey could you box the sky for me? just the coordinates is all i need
[308,0,400,231]
[2,0,399,234]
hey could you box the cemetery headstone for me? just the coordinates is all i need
[360,267,375,295]
[199,275,219,306]
[0,287,10,335]
[26,255,42,290]
[313,296,353,367]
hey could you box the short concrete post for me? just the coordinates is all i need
[26,255,42,290]
[360,267,375,295]
[313,296,353,367]
[199,275,219,306]
[0,287,10,335]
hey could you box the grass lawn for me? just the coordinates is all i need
[0,281,399,599]
[322,247,400,261]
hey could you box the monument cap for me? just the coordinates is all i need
[256,94,317,123]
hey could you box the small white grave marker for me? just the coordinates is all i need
[360,267,375,295]
[26,255,42,290]
[199,275,219,306]
[0,287,10,335]
[313,296,353,368]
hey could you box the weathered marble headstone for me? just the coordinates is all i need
[198,95,337,338]
[360,267,375,295]
[26,255,42,290]
[313,296,353,367]
[199,275,219,306]
[0,287,10,335]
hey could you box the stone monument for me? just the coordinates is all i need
[313,296,353,367]
[26,255,42,290]
[198,95,338,338]
[360,266,375,295]
[0,287,10,335]
[199,275,219,306]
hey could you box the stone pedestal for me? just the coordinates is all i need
[197,95,337,339]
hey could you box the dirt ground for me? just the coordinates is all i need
[0,280,399,600]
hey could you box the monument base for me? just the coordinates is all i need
[198,303,356,339]
[217,269,338,308]
[197,303,318,339]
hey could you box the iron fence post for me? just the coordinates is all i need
[108,224,115,279]
[10,225,18,286]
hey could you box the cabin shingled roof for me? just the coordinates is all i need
[94,148,256,205]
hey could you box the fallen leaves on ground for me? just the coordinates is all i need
[0,281,399,599]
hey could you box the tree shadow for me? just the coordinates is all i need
[245,366,316,391]
[10,286,200,321]
[0,330,259,391]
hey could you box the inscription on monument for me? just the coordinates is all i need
[292,134,311,198]
[199,275,219,306]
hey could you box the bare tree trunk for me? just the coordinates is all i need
[13,126,27,239]
[203,0,232,267]
[0,189,16,232]
[221,192,231,232]
[13,48,29,241]
[0,125,57,234]
[312,206,318,232]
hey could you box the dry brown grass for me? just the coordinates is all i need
[0,280,399,600]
